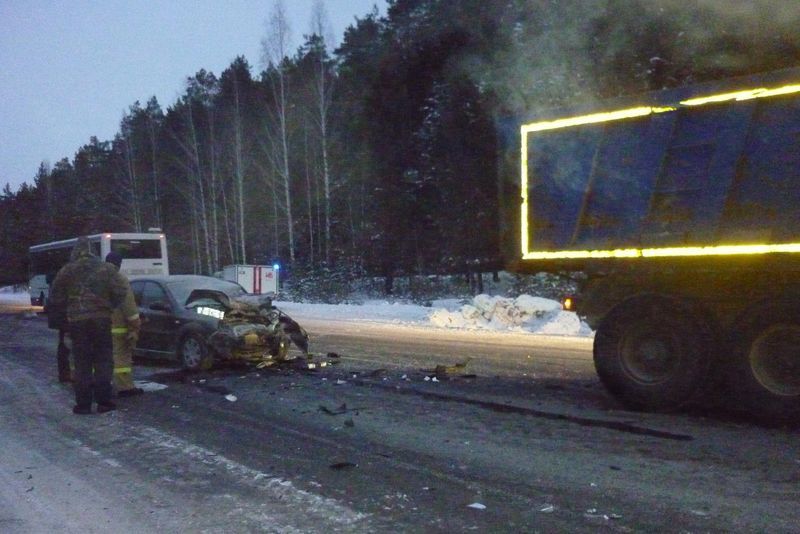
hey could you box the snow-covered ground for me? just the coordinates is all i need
[0,286,593,337]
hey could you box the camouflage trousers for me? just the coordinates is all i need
[70,318,114,408]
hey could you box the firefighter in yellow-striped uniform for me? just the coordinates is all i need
[105,252,143,397]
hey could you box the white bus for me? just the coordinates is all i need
[28,232,169,307]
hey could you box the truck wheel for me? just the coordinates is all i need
[593,296,713,411]
[728,310,800,424]
[179,333,213,371]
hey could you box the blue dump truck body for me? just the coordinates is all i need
[520,67,800,262]
[512,68,800,423]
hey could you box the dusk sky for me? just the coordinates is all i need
[0,0,386,192]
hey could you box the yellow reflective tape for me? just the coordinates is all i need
[521,242,800,260]
[114,367,132,374]
[111,327,128,334]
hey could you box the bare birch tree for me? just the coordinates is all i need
[186,100,213,275]
[120,111,143,232]
[303,122,315,265]
[261,0,296,263]
[231,69,248,263]
[145,97,163,228]
[310,0,335,264]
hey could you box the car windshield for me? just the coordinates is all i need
[165,278,247,306]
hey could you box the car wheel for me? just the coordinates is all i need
[179,333,213,371]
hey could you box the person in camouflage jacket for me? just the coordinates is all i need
[49,236,132,414]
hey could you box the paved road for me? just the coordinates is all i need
[1,309,799,532]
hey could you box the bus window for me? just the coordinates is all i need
[111,239,162,259]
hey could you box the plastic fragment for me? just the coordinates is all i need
[433,358,471,376]
[424,376,431,382]
[134,380,167,392]
[539,504,555,513]
[336,379,347,385]
[319,403,348,415]
[329,462,357,470]
[467,503,486,510]
[584,509,609,521]
[225,394,237,402]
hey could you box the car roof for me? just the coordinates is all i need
[130,274,233,284]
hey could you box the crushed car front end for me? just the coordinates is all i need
[186,290,309,367]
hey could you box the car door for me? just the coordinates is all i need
[136,281,177,355]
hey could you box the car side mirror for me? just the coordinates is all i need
[149,301,171,312]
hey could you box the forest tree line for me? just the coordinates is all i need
[2,0,798,288]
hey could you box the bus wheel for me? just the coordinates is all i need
[179,333,213,371]
[594,296,713,411]
[728,308,800,425]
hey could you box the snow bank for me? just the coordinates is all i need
[0,286,30,305]
[429,294,592,336]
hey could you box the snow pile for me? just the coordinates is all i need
[429,294,592,336]
[275,300,437,325]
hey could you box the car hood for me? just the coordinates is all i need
[185,289,233,309]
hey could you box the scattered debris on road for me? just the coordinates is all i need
[329,462,357,470]
[319,403,349,415]
[134,380,168,392]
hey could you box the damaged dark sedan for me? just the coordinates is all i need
[130,275,309,370]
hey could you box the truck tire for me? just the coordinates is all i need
[179,333,213,371]
[727,307,800,425]
[593,296,714,411]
